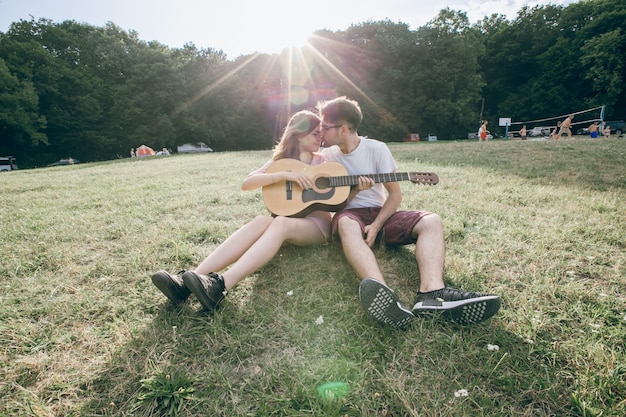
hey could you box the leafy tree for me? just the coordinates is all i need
[1,1,625,168]
[477,0,626,126]
[476,5,563,123]
[412,9,485,138]
[0,58,47,160]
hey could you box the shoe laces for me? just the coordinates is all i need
[206,272,228,296]
[418,286,487,302]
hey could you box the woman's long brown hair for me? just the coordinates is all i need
[272,110,321,161]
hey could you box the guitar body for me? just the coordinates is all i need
[263,159,350,218]
[262,158,439,217]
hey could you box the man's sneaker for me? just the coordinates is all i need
[359,278,415,330]
[151,270,190,303]
[412,286,501,325]
[181,271,228,311]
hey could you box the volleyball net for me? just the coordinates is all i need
[508,105,606,133]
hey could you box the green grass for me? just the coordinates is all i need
[1,137,624,416]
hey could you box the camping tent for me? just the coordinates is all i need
[136,145,155,157]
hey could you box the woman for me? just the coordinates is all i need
[151,110,331,311]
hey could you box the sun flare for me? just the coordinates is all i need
[207,0,317,57]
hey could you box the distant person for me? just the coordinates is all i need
[588,122,599,138]
[520,125,527,140]
[557,115,574,139]
[479,121,490,141]
[67,157,74,165]
[603,125,611,138]
[552,121,562,140]
[151,111,331,312]
[130,148,136,158]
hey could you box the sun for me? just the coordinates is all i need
[201,0,318,56]
[247,26,313,56]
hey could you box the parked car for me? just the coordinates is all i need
[528,126,553,137]
[468,132,493,140]
[0,156,18,171]
[177,142,213,153]
[403,133,420,142]
[427,134,437,141]
[603,120,624,135]
[47,158,79,166]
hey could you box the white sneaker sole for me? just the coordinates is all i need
[412,295,501,324]
[359,279,415,329]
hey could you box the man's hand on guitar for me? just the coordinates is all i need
[348,176,375,204]
[355,176,375,191]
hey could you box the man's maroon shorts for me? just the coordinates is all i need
[331,207,431,245]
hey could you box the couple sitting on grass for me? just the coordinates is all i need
[151,97,501,329]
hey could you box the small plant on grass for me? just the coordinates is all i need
[136,371,196,417]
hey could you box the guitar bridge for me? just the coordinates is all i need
[285,181,292,200]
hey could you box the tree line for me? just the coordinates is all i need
[1,0,624,168]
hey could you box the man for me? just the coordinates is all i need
[520,125,527,140]
[317,97,501,329]
[479,120,490,141]
[557,114,574,139]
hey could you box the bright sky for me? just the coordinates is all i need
[0,0,577,58]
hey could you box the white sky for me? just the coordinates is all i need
[0,0,577,58]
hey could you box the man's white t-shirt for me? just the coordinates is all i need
[321,137,397,210]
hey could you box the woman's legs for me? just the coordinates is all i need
[194,215,273,276]
[219,216,324,290]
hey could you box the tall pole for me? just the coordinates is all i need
[600,105,605,130]
[479,97,485,122]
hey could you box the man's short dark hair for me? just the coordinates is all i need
[317,96,363,131]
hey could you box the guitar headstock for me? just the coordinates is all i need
[408,172,439,185]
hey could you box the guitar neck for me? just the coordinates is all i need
[328,172,412,187]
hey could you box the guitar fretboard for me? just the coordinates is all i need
[329,173,411,187]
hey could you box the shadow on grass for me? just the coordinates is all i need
[78,242,575,416]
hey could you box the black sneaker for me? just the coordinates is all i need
[181,271,228,311]
[412,286,501,325]
[151,270,190,303]
[359,278,415,330]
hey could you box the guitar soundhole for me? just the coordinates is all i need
[315,177,330,189]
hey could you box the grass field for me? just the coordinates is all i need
[1,138,624,416]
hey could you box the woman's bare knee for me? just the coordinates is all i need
[252,215,274,227]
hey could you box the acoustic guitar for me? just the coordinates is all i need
[262,159,439,217]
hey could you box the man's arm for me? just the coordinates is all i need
[363,181,402,247]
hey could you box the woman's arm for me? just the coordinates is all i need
[242,172,285,190]
[242,170,314,191]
